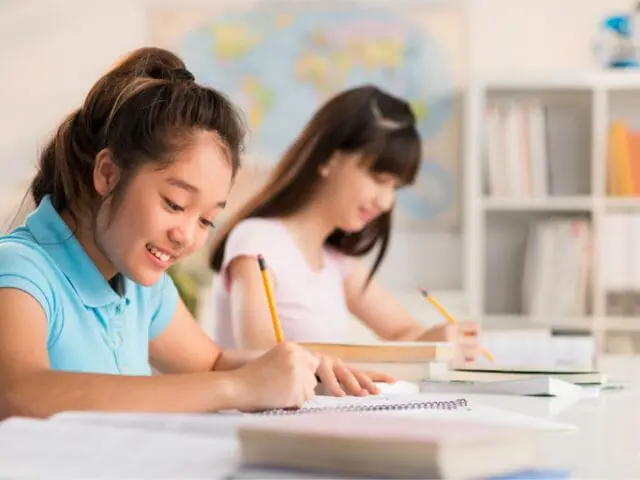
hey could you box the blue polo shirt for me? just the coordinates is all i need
[0,195,179,375]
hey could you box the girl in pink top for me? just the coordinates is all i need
[209,85,480,366]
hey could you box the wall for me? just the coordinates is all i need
[0,0,634,290]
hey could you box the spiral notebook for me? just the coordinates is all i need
[252,394,576,432]
[255,394,470,416]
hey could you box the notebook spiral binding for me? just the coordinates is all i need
[259,398,469,415]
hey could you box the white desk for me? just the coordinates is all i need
[1,355,640,478]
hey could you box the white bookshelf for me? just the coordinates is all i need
[464,70,640,358]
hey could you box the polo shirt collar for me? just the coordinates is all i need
[26,195,132,308]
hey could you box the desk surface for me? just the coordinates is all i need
[452,355,640,478]
[234,355,640,478]
[2,355,640,478]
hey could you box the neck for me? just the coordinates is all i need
[280,198,336,255]
[61,210,117,281]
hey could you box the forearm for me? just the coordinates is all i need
[386,325,427,341]
[213,349,264,371]
[2,369,241,419]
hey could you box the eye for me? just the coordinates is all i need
[199,218,216,229]
[163,197,184,212]
[372,172,396,186]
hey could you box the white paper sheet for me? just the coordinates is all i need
[0,417,239,478]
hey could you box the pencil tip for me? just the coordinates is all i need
[419,288,428,297]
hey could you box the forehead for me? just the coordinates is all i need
[147,131,233,201]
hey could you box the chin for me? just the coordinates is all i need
[339,220,367,234]
[125,267,165,287]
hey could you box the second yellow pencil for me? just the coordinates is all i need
[419,288,495,363]
[257,254,284,344]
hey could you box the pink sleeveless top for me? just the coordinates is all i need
[209,218,354,348]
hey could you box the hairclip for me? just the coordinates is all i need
[371,98,411,130]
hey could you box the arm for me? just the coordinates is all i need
[227,255,282,350]
[344,261,481,363]
[149,297,263,373]
[344,260,447,341]
[0,289,251,419]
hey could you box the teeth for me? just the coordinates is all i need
[146,244,171,263]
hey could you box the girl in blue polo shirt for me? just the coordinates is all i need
[0,47,389,418]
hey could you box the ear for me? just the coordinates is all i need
[318,151,340,178]
[93,148,121,197]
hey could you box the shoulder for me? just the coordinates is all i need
[227,218,286,244]
[223,218,289,263]
[0,230,56,280]
[324,246,356,279]
[0,232,59,318]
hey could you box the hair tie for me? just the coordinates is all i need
[173,68,195,82]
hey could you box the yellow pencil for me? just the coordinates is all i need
[257,254,284,344]
[419,288,495,363]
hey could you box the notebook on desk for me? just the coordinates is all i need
[248,394,576,432]
[237,412,545,479]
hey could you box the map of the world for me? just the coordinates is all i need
[149,5,464,230]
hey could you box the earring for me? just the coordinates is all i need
[319,166,329,177]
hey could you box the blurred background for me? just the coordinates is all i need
[3,0,640,369]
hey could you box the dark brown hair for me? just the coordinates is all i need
[30,46,245,222]
[209,85,421,283]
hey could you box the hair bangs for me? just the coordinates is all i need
[362,127,421,186]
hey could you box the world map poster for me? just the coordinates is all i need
[147,2,468,232]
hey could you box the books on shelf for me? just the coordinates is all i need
[600,212,640,316]
[607,120,640,197]
[483,100,589,199]
[521,217,592,318]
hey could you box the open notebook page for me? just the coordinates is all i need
[0,417,239,478]
[53,391,575,433]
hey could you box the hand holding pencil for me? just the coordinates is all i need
[419,288,495,364]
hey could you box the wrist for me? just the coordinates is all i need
[200,370,248,412]
[212,349,263,372]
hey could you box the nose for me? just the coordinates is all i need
[168,218,199,254]
[376,185,395,212]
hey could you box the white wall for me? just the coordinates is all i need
[0,0,634,290]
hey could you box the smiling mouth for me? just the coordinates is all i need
[359,208,375,222]
[145,243,174,263]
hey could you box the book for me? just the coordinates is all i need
[420,376,586,398]
[451,367,606,386]
[300,341,454,363]
[238,412,543,479]
[346,360,450,382]
[300,341,453,382]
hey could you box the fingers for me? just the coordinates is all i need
[350,369,380,395]
[457,322,480,363]
[458,320,479,338]
[333,361,368,397]
[315,357,346,397]
[363,370,396,384]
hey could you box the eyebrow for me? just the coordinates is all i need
[166,177,227,207]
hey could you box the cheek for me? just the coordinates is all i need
[192,229,210,252]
